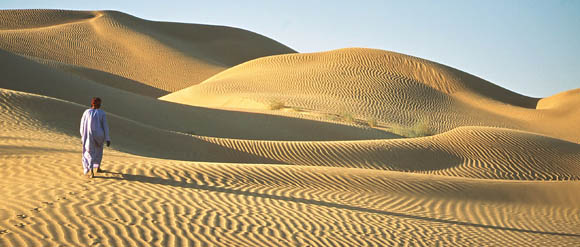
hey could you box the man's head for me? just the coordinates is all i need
[91,97,102,109]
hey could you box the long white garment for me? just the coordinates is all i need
[80,109,110,174]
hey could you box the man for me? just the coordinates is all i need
[80,97,111,178]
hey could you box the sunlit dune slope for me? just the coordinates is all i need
[161,48,580,142]
[3,88,579,180]
[0,9,295,96]
[537,88,580,110]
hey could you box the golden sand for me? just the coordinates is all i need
[1,9,579,246]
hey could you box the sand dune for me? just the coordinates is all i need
[0,49,391,141]
[162,48,580,142]
[0,9,295,96]
[197,127,580,180]
[3,88,578,181]
[1,9,580,246]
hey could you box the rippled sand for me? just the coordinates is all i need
[1,9,579,247]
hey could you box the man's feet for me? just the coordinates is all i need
[97,167,103,173]
[87,169,94,179]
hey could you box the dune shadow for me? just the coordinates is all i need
[0,145,77,155]
[96,171,580,238]
[69,66,169,98]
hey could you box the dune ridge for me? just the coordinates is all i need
[0,9,295,95]
[0,9,97,30]
[3,88,579,181]
[161,48,579,142]
[197,127,580,180]
[0,49,391,141]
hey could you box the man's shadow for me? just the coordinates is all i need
[95,170,579,238]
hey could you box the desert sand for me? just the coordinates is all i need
[1,9,579,246]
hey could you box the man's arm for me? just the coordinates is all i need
[80,111,86,138]
[102,111,111,147]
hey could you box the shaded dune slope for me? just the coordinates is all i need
[0,9,296,96]
[198,127,580,180]
[162,48,579,142]
[3,88,579,181]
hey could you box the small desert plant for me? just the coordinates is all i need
[341,112,355,123]
[326,113,341,121]
[407,120,432,137]
[268,100,286,110]
[390,119,434,138]
[367,118,377,128]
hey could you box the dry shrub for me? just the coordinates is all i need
[367,118,377,128]
[390,120,433,138]
[268,101,286,110]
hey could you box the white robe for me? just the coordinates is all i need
[80,109,110,174]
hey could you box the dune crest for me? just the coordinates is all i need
[537,88,580,110]
[3,88,578,181]
[0,9,98,30]
[0,9,295,96]
[161,48,579,142]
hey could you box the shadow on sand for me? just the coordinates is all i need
[96,171,579,238]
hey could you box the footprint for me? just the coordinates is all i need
[42,202,53,206]
[14,223,25,228]
[0,229,8,234]
[16,214,27,219]
[31,208,40,212]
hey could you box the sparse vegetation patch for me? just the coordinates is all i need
[268,100,286,110]
[390,120,434,138]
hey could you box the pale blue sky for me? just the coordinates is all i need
[2,0,579,97]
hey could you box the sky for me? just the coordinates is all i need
[2,0,579,97]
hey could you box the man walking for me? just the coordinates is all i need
[80,97,111,178]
